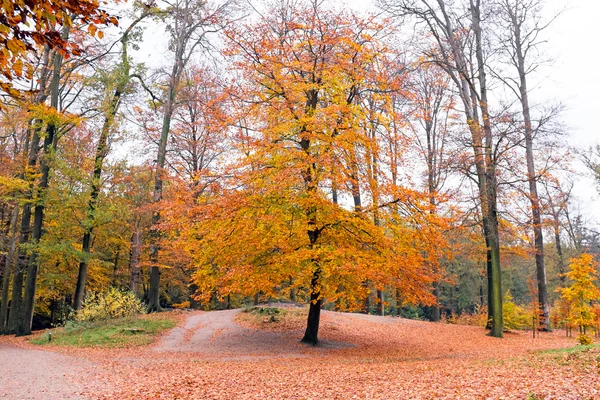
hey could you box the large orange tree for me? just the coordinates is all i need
[182,1,448,345]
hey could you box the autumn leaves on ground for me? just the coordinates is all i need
[2,306,598,400]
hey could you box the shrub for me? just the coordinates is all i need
[76,287,145,322]
[503,291,532,330]
[578,334,593,346]
[442,305,487,327]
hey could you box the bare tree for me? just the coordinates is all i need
[145,0,233,312]
[493,0,556,331]
[380,0,504,337]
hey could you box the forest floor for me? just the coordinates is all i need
[1,307,599,399]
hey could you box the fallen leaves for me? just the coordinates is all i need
[3,309,599,399]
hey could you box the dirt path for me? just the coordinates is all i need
[156,309,310,358]
[0,343,106,400]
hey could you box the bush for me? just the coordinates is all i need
[578,334,593,346]
[76,287,145,322]
[503,291,532,330]
[442,305,487,327]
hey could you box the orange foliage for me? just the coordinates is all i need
[160,3,453,314]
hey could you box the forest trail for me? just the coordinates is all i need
[156,308,351,359]
[0,343,106,400]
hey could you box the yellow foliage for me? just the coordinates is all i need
[560,254,600,332]
[502,291,532,330]
[172,301,191,309]
[76,287,144,322]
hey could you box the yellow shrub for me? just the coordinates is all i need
[503,291,532,330]
[76,287,145,322]
[578,334,593,346]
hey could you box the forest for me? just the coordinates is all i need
[1,0,600,398]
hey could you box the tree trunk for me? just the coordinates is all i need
[512,10,550,331]
[147,14,190,312]
[73,20,140,309]
[431,282,440,322]
[0,207,19,334]
[554,215,566,287]
[301,268,322,346]
[289,276,296,302]
[129,227,142,294]
[471,0,503,337]
[73,81,125,308]
[376,289,384,316]
[112,251,119,286]
[17,39,66,336]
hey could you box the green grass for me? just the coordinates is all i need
[536,343,600,355]
[31,314,177,348]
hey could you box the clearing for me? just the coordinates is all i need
[1,307,598,399]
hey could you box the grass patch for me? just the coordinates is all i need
[31,313,177,348]
[236,306,307,331]
[536,343,600,355]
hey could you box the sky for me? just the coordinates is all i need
[530,0,600,223]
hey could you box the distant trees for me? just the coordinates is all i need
[144,0,232,313]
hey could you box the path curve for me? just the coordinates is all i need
[156,309,311,358]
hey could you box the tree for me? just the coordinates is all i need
[186,0,445,345]
[494,0,554,331]
[381,0,504,337]
[73,11,149,310]
[144,0,231,313]
[560,254,600,335]
[407,63,455,321]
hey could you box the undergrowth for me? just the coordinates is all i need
[31,313,177,348]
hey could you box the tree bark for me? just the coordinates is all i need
[17,37,66,336]
[301,268,322,345]
[147,38,182,313]
[129,227,142,294]
[376,289,384,316]
[0,207,19,333]
[471,0,503,337]
[509,4,550,331]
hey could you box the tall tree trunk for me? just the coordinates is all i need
[553,212,566,287]
[73,27,134,309]
[511,9,550,331]
[471,0,503,337]
[17,38,66,336]
[299,89,324,345]
[147,47,183,313]
[0,207,19,334]
[6,48,51,334]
